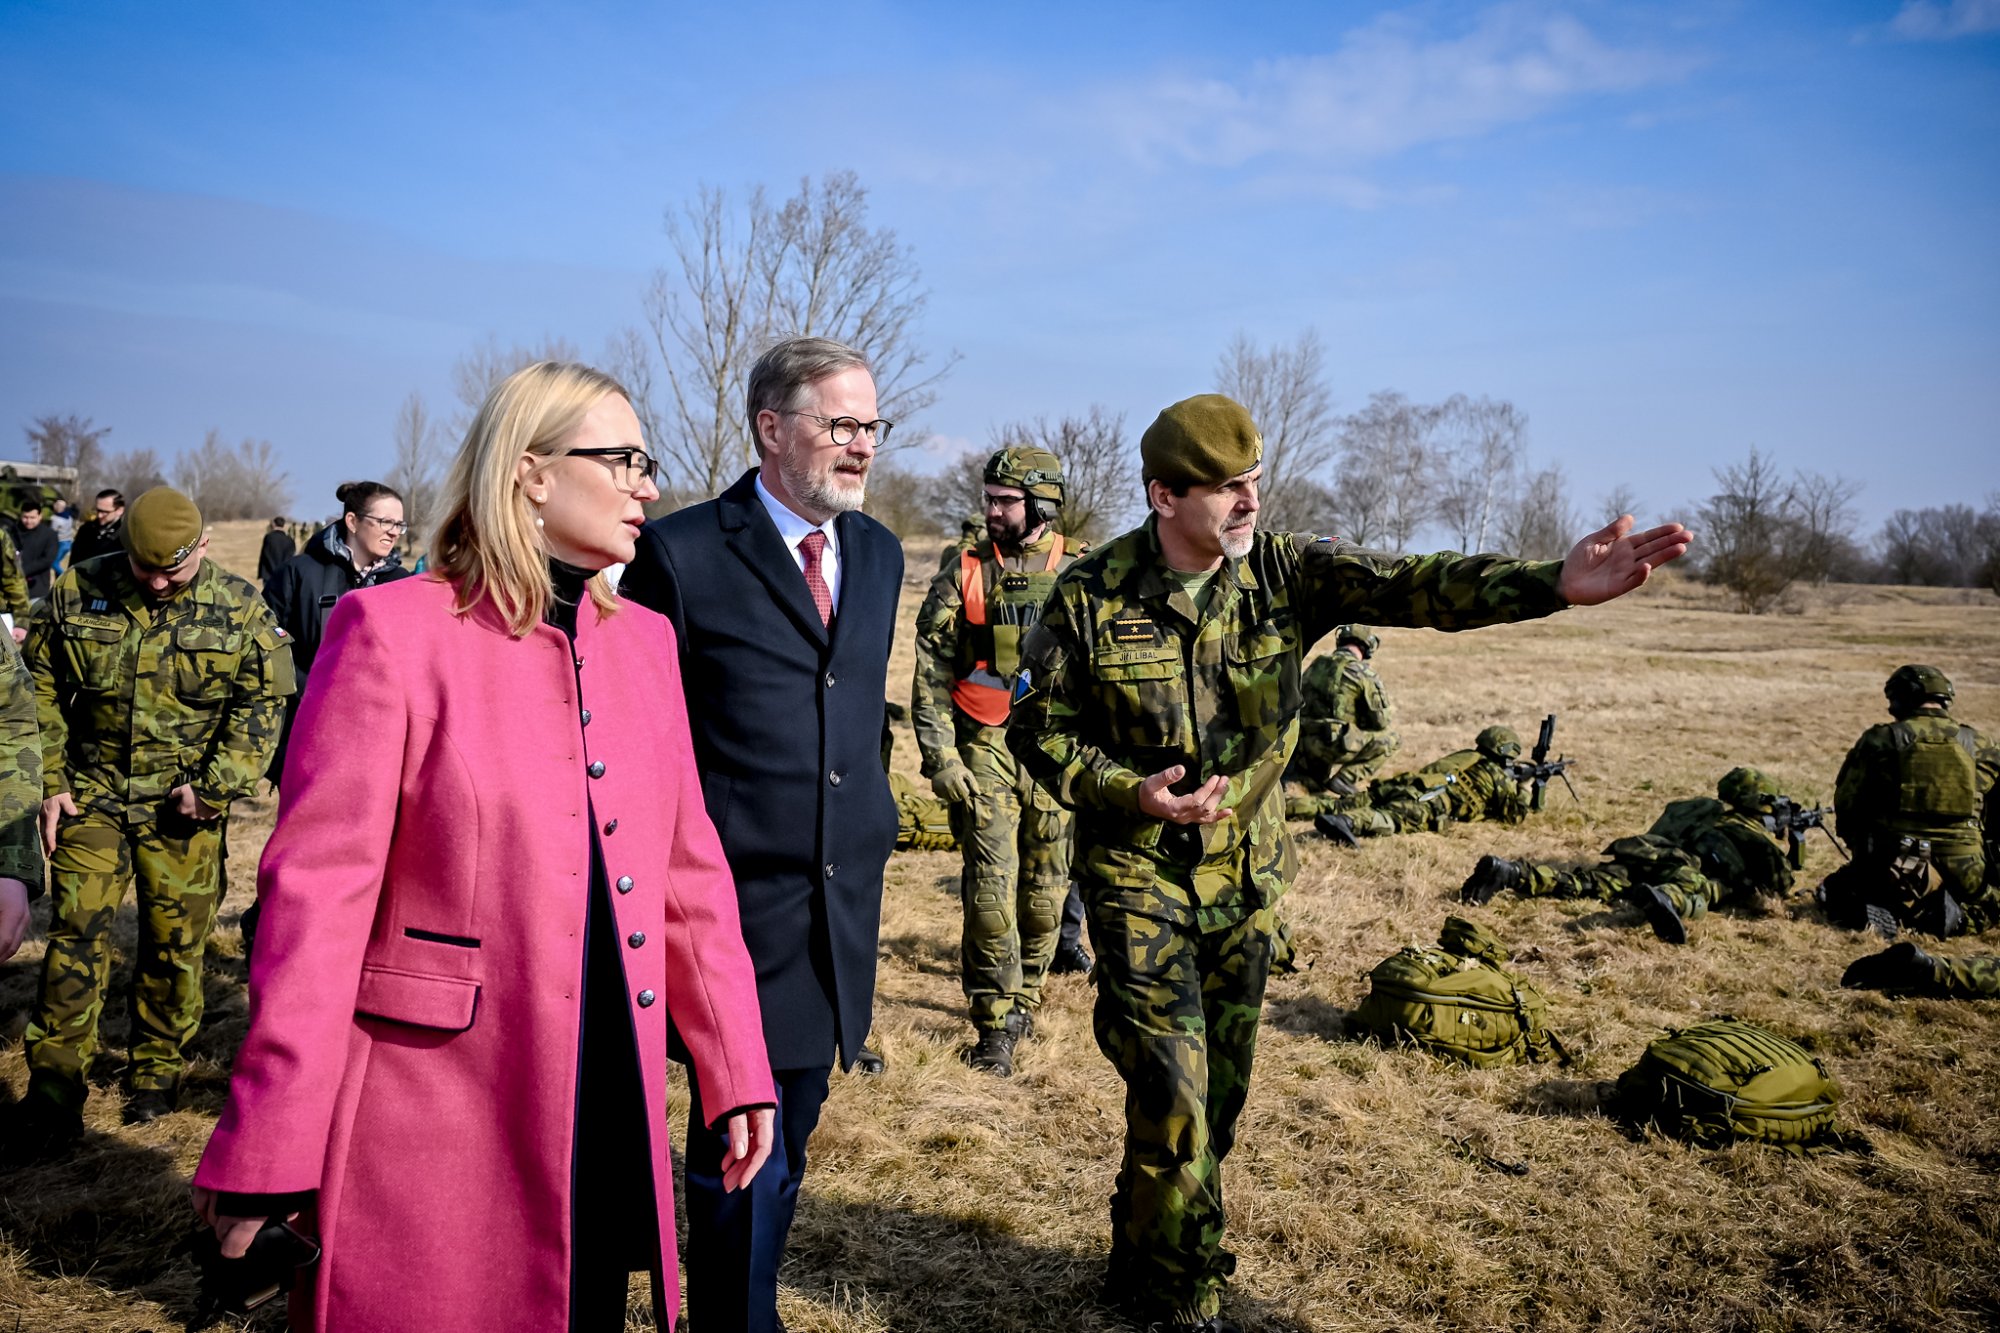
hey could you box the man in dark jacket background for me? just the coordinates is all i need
[67,490,125,568]
[620,336,903,1333]
[255,517,295,584]
[10,500,59,601]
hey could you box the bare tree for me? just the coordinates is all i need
[1694,448,1857,612]
[1432,395,1525,551]
[1214,330,1336,533]
[630,171,957,500]
[1597,482,1641,526]
[101,448,168,501]
[25,414,112,491]
[388,392,447,547]
[174,430,292,521]
[922,449,993,536]
[1789,471,1863,584]
[1879,502,1989,587]
[1334,392,1440,551]
[1499,464,1579,560]
[451,334,583,435]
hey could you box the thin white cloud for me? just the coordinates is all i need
[1887,0,2000,41]
[1082,5,1701,170]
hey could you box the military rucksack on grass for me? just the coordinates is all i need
[1352,916,1567,1068]
[1615,1018,1838,1152]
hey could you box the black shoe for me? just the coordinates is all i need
[1314,812,1359,847]
[1863,903,1901,942]
[1840,940,1940,993]
[1049,940,1093,975]
[1911,891,1965,940]
[122,1086,180,1125]
[1628,884,1687,945]
[964,1028,1017,1077]
[1005,1005,1036,1042]
[1327,776,1359,797]
[1,1088,85,1164]
[1460,855,1522,905]
[853,1044,887,1076]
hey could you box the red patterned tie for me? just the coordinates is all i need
[799,530,832,626]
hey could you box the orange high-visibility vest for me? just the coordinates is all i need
[950,534,1065,727]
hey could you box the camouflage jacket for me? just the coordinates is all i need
[1377,749,1525,824]
[26,556,295,817]
[1834,710,2000,848]
[1684,806,1795,897]
[1,525,28,623]
[1298,651,1391,740]
[1,630,43,897]
[912,527,1082,773]
[1008,517,1566,926]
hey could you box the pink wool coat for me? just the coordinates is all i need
[194,575,773,1332]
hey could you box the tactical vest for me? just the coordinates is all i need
[1880,716,1981,833]
[1647,797,1726,846]
[951,536,1066,727]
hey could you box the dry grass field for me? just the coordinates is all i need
[4,520,1998,1332]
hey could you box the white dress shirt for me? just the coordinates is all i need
[754,473,842,614]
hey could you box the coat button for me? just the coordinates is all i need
[627,931,646,948]
[825,672,837,688]
[828,770,842,787]
[603,819,619,836]
[581,709,592,726]
[575,657,585,670]
[636,989,656,1007]
[588,761,605,778]
[616,875,634,893]
[824,863,837,879]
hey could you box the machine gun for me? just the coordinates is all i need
[1765,795,1847,870]
[1508,713,1579,812]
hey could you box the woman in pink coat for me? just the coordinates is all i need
[192,361,777,1331]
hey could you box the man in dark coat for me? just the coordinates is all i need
[620,335,903,1333]
[255,517,295,584]
[11,501,59,601]
[67,490,126,568]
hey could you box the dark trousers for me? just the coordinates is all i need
[1060,882,1087,951]
[683,1063,832,1333]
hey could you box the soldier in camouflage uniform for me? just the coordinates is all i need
[1842,940,2000,998]
[1311,726,1528,846]
[1007,393,1690,1333]
[2,521,31,635]
[1818,665,1999,936]
[1460,766,1797,945]
[2,630,44,960]
[10,488,292,1152]
[914,445,1083,1076]
[1281,624,1398,819]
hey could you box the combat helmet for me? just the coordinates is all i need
[1475,725,1522,761]
[985,445,1065,530]
[1884,664,1952,717]
[1716,766,1781,815]
[1336,625,1381,658]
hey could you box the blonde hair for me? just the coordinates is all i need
[431,361,629,636]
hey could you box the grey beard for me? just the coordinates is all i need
[782,448,867,516]
[1220,524,1255,559]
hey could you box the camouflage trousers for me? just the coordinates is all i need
[1282,725,1400,816]
[950,727,1072,1032]
[1339,793,1453,838]
[1929,955,2000,999]
[1822,834,1991,931]
[1089,885,1278,1324]
[1517,857,1724,920]
[25,805,225,1097]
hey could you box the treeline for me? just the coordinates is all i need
[24,414,293,521]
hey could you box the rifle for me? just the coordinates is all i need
[1508,713,1579,812]
[1765,796,1848,870]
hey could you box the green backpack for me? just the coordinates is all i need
[1352,917,1567,1068]
[1615,1018,1838,1151]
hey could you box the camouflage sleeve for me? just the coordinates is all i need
[0,530,28,623]
[1006,586,1145,814]
[1356,665,1392,729]
[22,597,67,798]
[0,632,44,898]
[193,597,295,808]
[1288,537,1568,648]
[1976,731,2000,799]
[910,567,964,778]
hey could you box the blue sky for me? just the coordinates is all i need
[2,0,1996,536]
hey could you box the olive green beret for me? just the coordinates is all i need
[123,487,204,570]
[1140,394,1264,487]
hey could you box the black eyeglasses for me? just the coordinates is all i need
[358,513,409,535]
[569,447,660,491]
[781,412,893,447]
